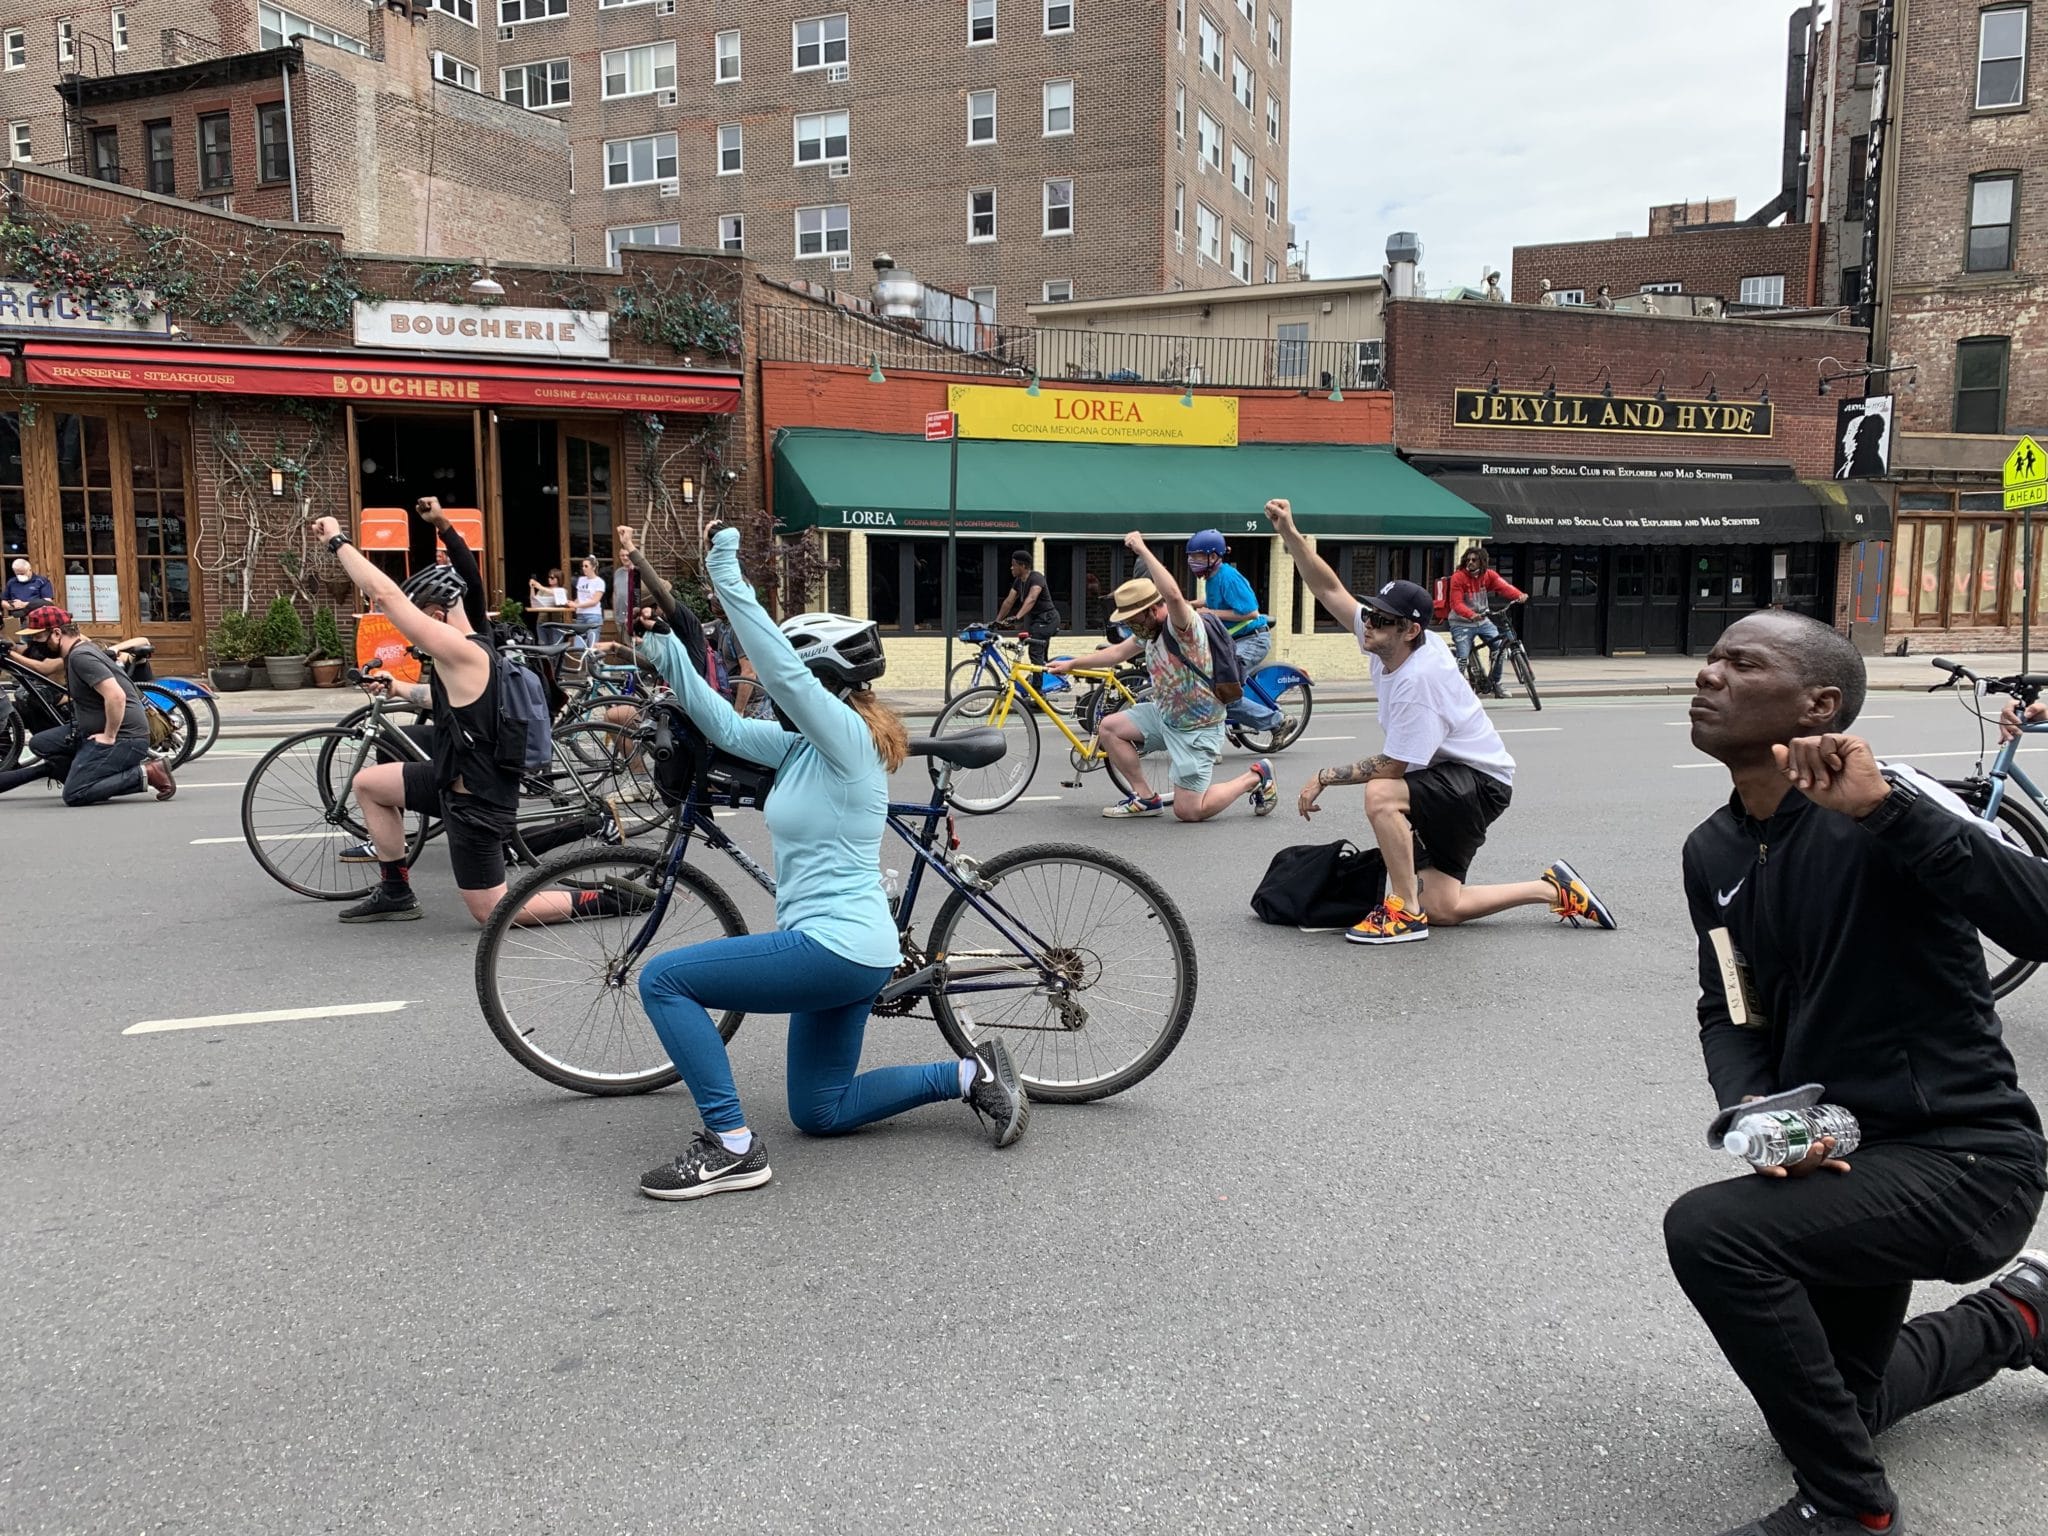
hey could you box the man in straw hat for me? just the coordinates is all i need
[1049,531,1277,821]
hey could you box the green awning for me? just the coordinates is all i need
[771,428,1492,540]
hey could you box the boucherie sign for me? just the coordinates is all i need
[352,300,610,361]
[1453,387,1773,440]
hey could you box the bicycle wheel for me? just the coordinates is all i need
[926,843,1197,1102]
[559,690,644,741]
[242,727,431,900]
[1230,677,1314,755]
[1,708,21,771]
[549,719,670,835]
[1510,645,1541,711]
[932,685,1039,813]
[183,689,221,761]
[1943,782,2046,999]
[318,703,428,809]
[476,845,750,1095]
[946,655,990,700]
[141,683,219,763]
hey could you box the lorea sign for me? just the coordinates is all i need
[949,382,1239,447]
[352,300,610,360]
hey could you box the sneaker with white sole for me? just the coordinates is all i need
[1714,1493,1904,1536]
[1544,858,1617,930]
[964,1037,1030,1148]
[640,1129,772,1200]
[336,839,381,864]
[1102,794,1164,818]
[1248,758,1278,817]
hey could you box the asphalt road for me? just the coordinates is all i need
[3,690,2044,1536]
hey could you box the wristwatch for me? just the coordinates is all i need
[326,533,353,555]
[1857,771,1921,833]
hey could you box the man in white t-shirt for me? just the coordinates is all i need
[1266,498,1617,946]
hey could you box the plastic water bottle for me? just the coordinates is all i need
[1722,1105,1862,1168]
[882,868,901,918]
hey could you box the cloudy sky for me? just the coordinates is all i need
[1289,0,1810,289]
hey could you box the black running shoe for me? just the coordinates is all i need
[1715,1494,1905,1536]
[965,1037,1031,1148]
[1990,1249,2048,1372]
[339,885,423,923]
[640,1129,772,1200]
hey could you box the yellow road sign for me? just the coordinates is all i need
[2005,435,2045,511]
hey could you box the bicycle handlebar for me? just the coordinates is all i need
[651,707,676,762]
[1929,656,2046,704]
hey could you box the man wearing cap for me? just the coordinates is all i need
[1266,498,1613,944]
[1048,531,1277,821]
[3,557,54,630]
[0,606,175,804]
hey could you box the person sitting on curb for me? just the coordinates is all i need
[1049,530,1277,821]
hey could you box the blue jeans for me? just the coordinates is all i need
[0,725,148,803]
[638,929,958,1136]
[569,614,603,651]
[1451,617,1504,687]
[1226,629,1285,731]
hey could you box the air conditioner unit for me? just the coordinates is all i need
[1175,234,1184,253]
[826,62,848,82]
[826,159,850,178]
[498,25,514,40]
[657,89,677,107]
[830,253,852,272]
[658,179,679,197]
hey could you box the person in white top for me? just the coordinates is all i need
[1265,498,1618,946]
[570,556,607,651]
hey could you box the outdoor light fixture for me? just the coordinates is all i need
[1817,357,1916,397]
[680,475,696,506]
[1025,371,1041,397]
[1590,366,1614,400]
[867,354,886,384]
[470,266,505,297]
[1695,372,1720,404]
[1531,365,1557,402]
[270,468,286,497]
[1648,369,1668,404]
[1749,374,1771,405]
[1180,384,1195,408]
[1328,382,1345,403]
[1480,358,1501,396]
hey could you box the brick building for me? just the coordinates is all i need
[52,14,570,260]
[1386,296,1886,657]
[3,0,1295,318]
[1511,215,1816,311]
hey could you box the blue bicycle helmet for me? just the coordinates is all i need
[1187,529,1228,559]
[400,563,468,613]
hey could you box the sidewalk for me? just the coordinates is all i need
[209,649,2036,737]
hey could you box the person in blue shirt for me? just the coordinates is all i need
[619,521,1031,1202]
[1185,530,1289,736]
[3,558,55,630]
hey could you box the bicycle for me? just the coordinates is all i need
[0,638,198,772]
[1453,601,1542,712]
[113,640,219,764]
[474,707,1197,1103]
[947,624,1075,712]
[1924,656,2048,1000]
[927,652,1155,813]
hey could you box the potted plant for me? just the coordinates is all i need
[495,597,532,643]
[308,605,346,687]
[206,611,256,692]
[260,594,311,689]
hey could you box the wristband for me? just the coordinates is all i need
[326,533,353,555]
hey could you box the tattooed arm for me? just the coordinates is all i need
[1297,754,1404,820]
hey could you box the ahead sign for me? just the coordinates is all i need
[925,410,958,441]
[2005,435,2045,511]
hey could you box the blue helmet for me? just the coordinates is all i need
[1186,529,1227,558]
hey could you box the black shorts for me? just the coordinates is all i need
[1404,761,1513,883]
[401,761,519,892]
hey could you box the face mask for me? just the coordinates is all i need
[23,638,55,660]
[1128,615,1162,641]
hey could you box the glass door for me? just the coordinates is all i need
[55,413,123,629]
[127,418,194,633]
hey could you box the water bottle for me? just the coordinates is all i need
[1722,1105,1862,1168]
[882,868,901,918]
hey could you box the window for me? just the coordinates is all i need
[497,0,565,23]
[7,121,27,163]
[1274,321,1309,379]
[502,58,570,109]
[3,28,23,68]
[1263,256,1278,284]
[1977,6,2027,109]
[1855,7,1878,62]
[434,52,481,91]
[1045,0,1073,33]
[714,29,740,82]
[795,203,851,257]
[1230,142,1252,198]
[969,187,995,241]
[604,42,676,97]
[1738,274,1786,306]
[1230,230,1252,283]
[1552,288,1585,305]
[88,126,118,183]
[56,19,72,64]
[718,214,744,251]
[717,123,742,174]
[1839,265,1864,306]
[1954,336,2009,432]
[1640,280,1682,293]
[263,3,369,51]
[198,112,231,188]
[606,132,678,187]
[606,223,681,267]
[145,118,172,193]
[429,0,475,23]
[1890,492,2037,630]
[1195,201,1221,262]
[1267,10,1281,58]
[1043,177,1073,235]
[968,89,996,143]
[968,285,996,316]
[1043,79,1073,135]
[1847,133,1868,216]
[1196,108,1221,168]
[110,7,127,50]
[1175,0,1185,40]
[1232,54,1254,110]
[870,537,1013,633]
[793,13,847,71]
[1173,180,1184,237]
[1175,81,1186,144]
[794,110,850,163]
[1043,279,1073,302]
[969,0,995,44]
[1264,173,1278,223]
[1967,173,2018,270]
[1235,0,1253,20]
[1265,92,1280,141]
[1198,13,1221,73]
[257,101,289,183]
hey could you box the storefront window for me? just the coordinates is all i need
[1045,539,1128,637]
[56,414,120,622]
[1891,490,2029,629]
[128,421,190,623]
[866,536,1008,632]
[0,413,24,559]
[822,532,849,615]
[1296,542,1447,631]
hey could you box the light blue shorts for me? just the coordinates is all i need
[1125,701,1226,794]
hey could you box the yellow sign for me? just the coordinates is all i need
[948,382,1239,447]
[2004,435,2045,511]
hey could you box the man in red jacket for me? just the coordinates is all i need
[1447,546,1526,698]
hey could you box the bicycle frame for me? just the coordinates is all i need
[1978,720,2048,822]
[987,660,1137,759]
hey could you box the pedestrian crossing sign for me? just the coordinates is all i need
[2005,436,2046,510]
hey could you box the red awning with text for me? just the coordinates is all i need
[19,341,740,414]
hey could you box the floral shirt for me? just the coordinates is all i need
[1146,614,1226,732]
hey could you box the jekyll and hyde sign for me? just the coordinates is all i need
[1453,387,1773,439]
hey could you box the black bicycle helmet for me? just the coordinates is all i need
[779,612,886,694]
[401,563,468,613]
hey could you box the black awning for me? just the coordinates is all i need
[1428,471,1884,547]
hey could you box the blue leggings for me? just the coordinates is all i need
[638,930,960,1136]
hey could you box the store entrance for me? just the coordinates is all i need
[354,412,481,576]
[496,418,619,625]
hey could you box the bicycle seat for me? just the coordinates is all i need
[506,638,576,660]
[906,727,1009,768]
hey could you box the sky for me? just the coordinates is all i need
[1288,0,1811,290]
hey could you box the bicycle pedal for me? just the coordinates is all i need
[1059,777,1082,788]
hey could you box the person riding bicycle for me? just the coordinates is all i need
[1266,498,1614,945]
[0,606,175,805]
[629,520,1031,1202]
[993,549,1062,678]
[1049,531,1278,821]
[1185,529,1291,739]
[1447,546,1527,699]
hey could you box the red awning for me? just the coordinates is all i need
[20,340,741,414]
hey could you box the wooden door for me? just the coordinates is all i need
[124,414,199,666]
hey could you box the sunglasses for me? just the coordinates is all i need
[1362,610,1410,631]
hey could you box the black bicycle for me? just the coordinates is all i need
[474,705,1198,1104]
[1454,602,1541,711]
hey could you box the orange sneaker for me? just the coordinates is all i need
[1543,859,1617,930]
[1345,895,1430,946]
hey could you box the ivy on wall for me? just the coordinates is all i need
[547,268,742,360]
[200,402,343,615]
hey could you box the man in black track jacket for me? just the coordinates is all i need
[1665,610,2048,1536]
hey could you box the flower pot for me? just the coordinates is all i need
[309,658,345,688]
[208,664,252,692]
[264,654,310,689]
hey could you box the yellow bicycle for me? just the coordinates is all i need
[930,656,1159,813]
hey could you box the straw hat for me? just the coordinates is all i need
[1109,577,1163,624]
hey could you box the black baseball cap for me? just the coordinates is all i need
[1359,579,1432,628]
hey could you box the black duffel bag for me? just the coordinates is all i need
[1249,840,1388,932]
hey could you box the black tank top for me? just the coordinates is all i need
[430,635,520,808]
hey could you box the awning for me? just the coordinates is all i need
[1424,467,1891,546]
[772,428,1492,539]
[20,340,740,414]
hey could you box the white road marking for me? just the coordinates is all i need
[1674,748,1995,770]
[124,1000,411,1036]
[1300,735,1356,743]
[1495,727,1563,734]
[1019,795,1064,802]
[191,831,337,844]
[173,781,250,789]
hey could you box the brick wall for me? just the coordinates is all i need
[1511,223,1815,307]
